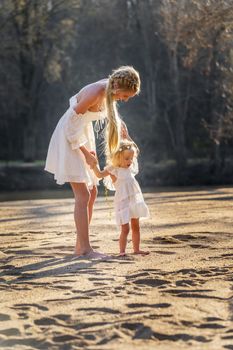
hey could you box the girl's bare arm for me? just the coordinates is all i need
[92,165,110,179]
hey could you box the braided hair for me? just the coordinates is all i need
[105,66,140,160]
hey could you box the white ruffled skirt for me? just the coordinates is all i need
[45,108,98,188]
[114,181,150,226]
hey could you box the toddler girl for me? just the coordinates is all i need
[92,140,150,256]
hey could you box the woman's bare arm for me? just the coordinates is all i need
[121,120,133,140]
[74,94,99,114]
[73,84,104,114]
[72,85,104,162]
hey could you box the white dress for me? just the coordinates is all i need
[104,163,150,226]
[45,94,106,187]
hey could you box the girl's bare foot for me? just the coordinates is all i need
[133,250,150,255]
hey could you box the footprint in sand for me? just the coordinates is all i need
[120,323,210,342]
[12,303,49,311]
[53,314,71,321]
[197,323,226,329]
[0,313,10,321]
[154,251,176,255]
[127,303,171,309]
[77,307,120,315]
[0,328,21,336]
[153,237,181,245]
[176,279,198,287]
[34,317,58,326]
[52,334,80,343]
[133,278,170,288]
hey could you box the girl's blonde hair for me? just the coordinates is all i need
[110,139,139,167]
[105,66,140,159]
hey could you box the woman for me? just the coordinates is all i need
[45,66,141,258]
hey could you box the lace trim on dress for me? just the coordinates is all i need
[94,118,106,139]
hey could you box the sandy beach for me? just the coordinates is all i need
[0,187,233,350]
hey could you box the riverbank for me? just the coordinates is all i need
[0,187,233,349]
[1,158,233,191]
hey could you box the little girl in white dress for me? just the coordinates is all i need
[92,140,150,256]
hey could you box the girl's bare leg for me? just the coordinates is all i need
[119,223,130,255]
[131,218,149,255]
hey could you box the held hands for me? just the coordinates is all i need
[85,151,98,168]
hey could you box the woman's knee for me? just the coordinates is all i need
[70,183,91,206]
[78,192,91,206]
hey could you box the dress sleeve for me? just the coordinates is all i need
[104,165,118,176]
[64,109,88,150]
[69,95,78,109]
[103,165,117,191]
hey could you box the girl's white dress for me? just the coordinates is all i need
[45,94,106,188]
[104,163,150,226]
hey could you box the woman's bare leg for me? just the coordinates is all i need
[119,223,130,255]
[70,183,107,258]
[70,182,92,255]
[88,185,98,223]
[131,218,149,255]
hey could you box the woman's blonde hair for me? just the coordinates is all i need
[110,139,139,167]
[105,66,140,159]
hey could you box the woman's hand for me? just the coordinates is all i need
[80,146,98,168]
[85,152,98,168]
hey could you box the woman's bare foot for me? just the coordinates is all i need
[74,248,110,260]
[133,250,150,255]
[118,252,127,257]
[76,251,110,260]
[74,248,93,256]
[85,250,110,260]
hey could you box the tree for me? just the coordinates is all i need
[160,0,233,172]
[0,0,80,161]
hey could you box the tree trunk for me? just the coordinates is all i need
[169,45,187,173]
[174,119,187,173]
[23,127,36,162]
[130,0,158,122]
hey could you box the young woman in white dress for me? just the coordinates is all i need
[92,140,150,256]
[45,66,141,258]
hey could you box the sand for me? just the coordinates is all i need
[0,187,233,350]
